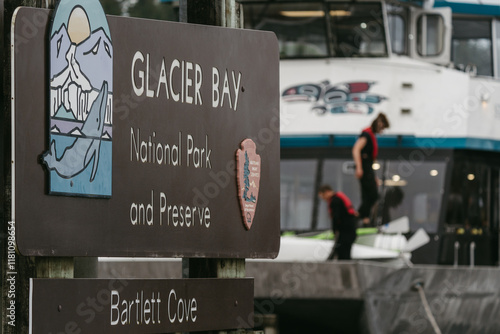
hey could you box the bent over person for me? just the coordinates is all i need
[318,185,357,260]
[352,112,390,226]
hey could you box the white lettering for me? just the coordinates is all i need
[157,58,170,98]
[130,191,154,226]
[212,67,220,108]
[109,290,162,326]
[130,128,182,167]
[170,59,180,102]
[211,68,242,111]
[167,289,198,324]
[158,191,211,228]
[195,64,203,105]
[187,134,212,169]
[110,291,120,326]
[221,69,232,109]
[130,52,248,110]
[185,61,193,104]
[232,71,241,111]
[131,51,145,96]
[146,54,154,98]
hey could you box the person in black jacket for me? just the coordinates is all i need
[352,112,390,226]
[318,185,358,260]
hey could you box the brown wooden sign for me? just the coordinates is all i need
[12,8,280,257]
[30,278,253,333]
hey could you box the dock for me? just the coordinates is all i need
[99,259,500,333]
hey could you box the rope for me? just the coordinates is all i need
[415,284,442,334]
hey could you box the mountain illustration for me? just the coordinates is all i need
[54,104,76,120]
[75,28,113,90]
[50,26,113,89]
[102,131,111,140]
[69,127,84,137]
[50,24,72,78]
[50,125,61,134]
[50,26,113,124]
[51,43,92,91]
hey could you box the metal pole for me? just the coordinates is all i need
[454,241,459,267]
[470,241,475,267]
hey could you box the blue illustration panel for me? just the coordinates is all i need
[43,0,113,197]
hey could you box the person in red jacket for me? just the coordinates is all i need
[318,185,357,260]
[352,113,390,226]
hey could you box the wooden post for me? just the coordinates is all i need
[2,1,73,332]
[182,258,246,334]
[35,257,74,278]
[183,258,246,279]
[179,2,251,333]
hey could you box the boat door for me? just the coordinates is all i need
[409,6,452,65]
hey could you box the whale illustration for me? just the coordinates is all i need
[43,81,108,181]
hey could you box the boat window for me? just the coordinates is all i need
[243,3,328,58]
[242,2,388,59]
[387,5,408,55]
[281,159,318,230]
[377,160,446,233]
[388,14,406,54]
[417,14,445,57]
[328,3,388,57]
[452,19,493,77]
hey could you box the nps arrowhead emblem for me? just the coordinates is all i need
[236,139,261,230]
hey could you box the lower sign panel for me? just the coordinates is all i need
[29,278,253,333]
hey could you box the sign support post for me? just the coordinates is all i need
[180,1,251,333]
[3,1,72,333]
[35,257,73,278]
[179,0,243,28]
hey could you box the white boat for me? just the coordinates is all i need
[242,0,500,266]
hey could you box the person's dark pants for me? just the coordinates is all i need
[328,231,357,260]
[358,171,378,220]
